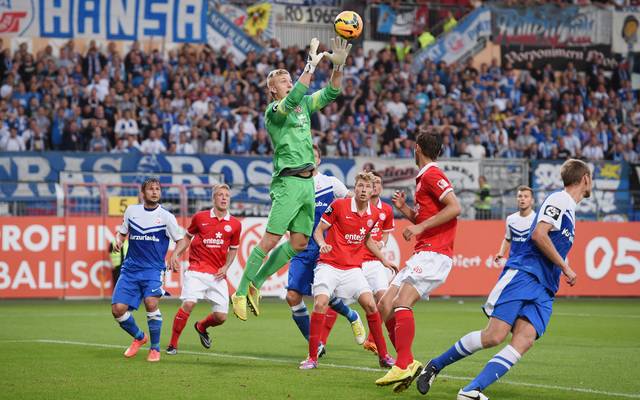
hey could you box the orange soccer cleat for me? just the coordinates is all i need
[147,349,161,362]
[124,334,148,358]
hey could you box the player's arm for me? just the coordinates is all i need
[365,234,397,273]
[113,207,131,252]
[303,37,352,114]
[403,191,461,241]
[166,213,187,272]
[170,232,193,261]
[314,220,333,253]
[495,219,511,264]
[215,248,238,280]
[531,221,577,286]
[392,190,417,223]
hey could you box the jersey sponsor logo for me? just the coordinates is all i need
[224,225,232,232]
[316,201,328,207]
[129,234,160,242]
[544,205,561,220]
[344,232,366,244]
[203,235,224,246]
[201,223,209,226]
[437,178,449,190]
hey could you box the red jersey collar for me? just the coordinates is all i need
[416,162,438,178]
[351,197,372,215]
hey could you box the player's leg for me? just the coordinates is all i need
[362,261,391,353]
[285,254,314,341]
[111,271,147,357]
[195,276,231,349]
[286,290,310,341]
[458,318,534,399]
[167,300,196,354]
[300,294,329,369]
[357,290,394,368]
[417,317,511,395]
[320,296,360,346]
[143,295,162,362]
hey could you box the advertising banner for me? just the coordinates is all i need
[501,44,619,70]
[3,217,636,298]
[612,9,640,54]
[0,0,206,43]
[412,7,491,71]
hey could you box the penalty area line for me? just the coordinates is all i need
[8,339,640,399]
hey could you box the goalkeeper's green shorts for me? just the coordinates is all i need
[265,175,315,237]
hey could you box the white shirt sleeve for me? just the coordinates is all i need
[118,206,130,235]
[165,212,185,241]
[330,176,349,198]
[504,216,512,241]
[537,192,568,231]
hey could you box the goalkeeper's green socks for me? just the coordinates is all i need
[236,246,267,296]
[253,242,298,289]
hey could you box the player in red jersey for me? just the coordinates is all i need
[375,128,461,392]
[166,184,242,354]
[299,172,398,370]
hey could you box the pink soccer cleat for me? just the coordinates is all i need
[124,334,148,358]
[147,349,161,362]
[298,358,318,370]
[379,353,395,369]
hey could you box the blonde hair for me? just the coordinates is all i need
[212,183,231,196]
[355,171,375,184]
[266,69,290,97]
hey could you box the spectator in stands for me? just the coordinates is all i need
[582,136,604,160]
[62,121,83,151]
[250,129,272,156]
[229,129,252,155]
[0,127,25,151]
[176,132,195,154]
[204,130,224,155]
[88,127,109,152]
[467,134,486,159]
[140,129,166,154]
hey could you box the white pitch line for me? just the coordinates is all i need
[6,339,636,399]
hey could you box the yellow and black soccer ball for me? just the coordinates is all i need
[334,11,363,40]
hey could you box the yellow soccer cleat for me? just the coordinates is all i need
[247,282,261,317]
[350,313,366,345]
[231,293,248,321]
[375,360,423,387]
[392,360,424,393]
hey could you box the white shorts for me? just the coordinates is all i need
[313,263,372,304]
[391,251,452,299]
[180,270,229,313]
[362,260,392,293]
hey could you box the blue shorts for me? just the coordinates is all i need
[111,269,164,310]
[287,249,318,296]
[482,268,554,338]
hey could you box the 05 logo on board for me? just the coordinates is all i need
[585,236,640,284]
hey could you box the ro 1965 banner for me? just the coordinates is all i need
[0,217,638,298]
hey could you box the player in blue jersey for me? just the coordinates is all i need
[111,178,186,362]
[286,145,368,353]
[416,159,592,399]
[494,185,535,267]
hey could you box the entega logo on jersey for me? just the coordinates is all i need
[344,227,368,244]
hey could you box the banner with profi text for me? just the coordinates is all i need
[1,217,638,299]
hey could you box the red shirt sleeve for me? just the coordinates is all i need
[321,200,339,226]
[230,220,241,248]
[187,213,199,235]
[382,204,394,232]
[422,169,454,202]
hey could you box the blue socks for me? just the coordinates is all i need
[464,345,522,391]
[116,311,144,340]
[329,297,358,323]
[433,330,483,371]
[146,310,163,351]
[291,301,310,340]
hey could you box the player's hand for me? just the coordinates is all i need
[169,255,180,273]
[319,244,333,254]
[392,190,407,209]
[563,266,577,286]
[403,224,424,241]
[377,241,385,249]
[113,236,123,252]
[382,259,398,274]
[215,266,229,280]
[323,37,352,69]
[304,37,324,74]
[494,255,505,266]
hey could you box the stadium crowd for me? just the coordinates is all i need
[0,37,638,163]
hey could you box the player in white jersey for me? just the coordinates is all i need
[494,186,535,266]
[111,178,186,362]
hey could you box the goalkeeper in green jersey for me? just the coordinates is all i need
[232,37,352,321]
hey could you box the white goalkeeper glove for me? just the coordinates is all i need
[323,36,352,72]
[304,37,324,74]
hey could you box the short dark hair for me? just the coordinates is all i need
[560,159,591,187]
[141,177,161,191]
[415,127,442,160]
[370,170,383,179]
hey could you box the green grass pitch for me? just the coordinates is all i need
[1,298,638,399]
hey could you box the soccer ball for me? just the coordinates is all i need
[334,11,363,40]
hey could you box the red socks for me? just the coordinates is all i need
[366,312,389,357]
[169,307,190,348]
[385,316,397,349]
[198,313,224,330]
[309,312,326,361]
[321,308,338,345]
[394,308,415,369]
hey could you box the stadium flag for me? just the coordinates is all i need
[377,4,415,36]
[244,3,272,37]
